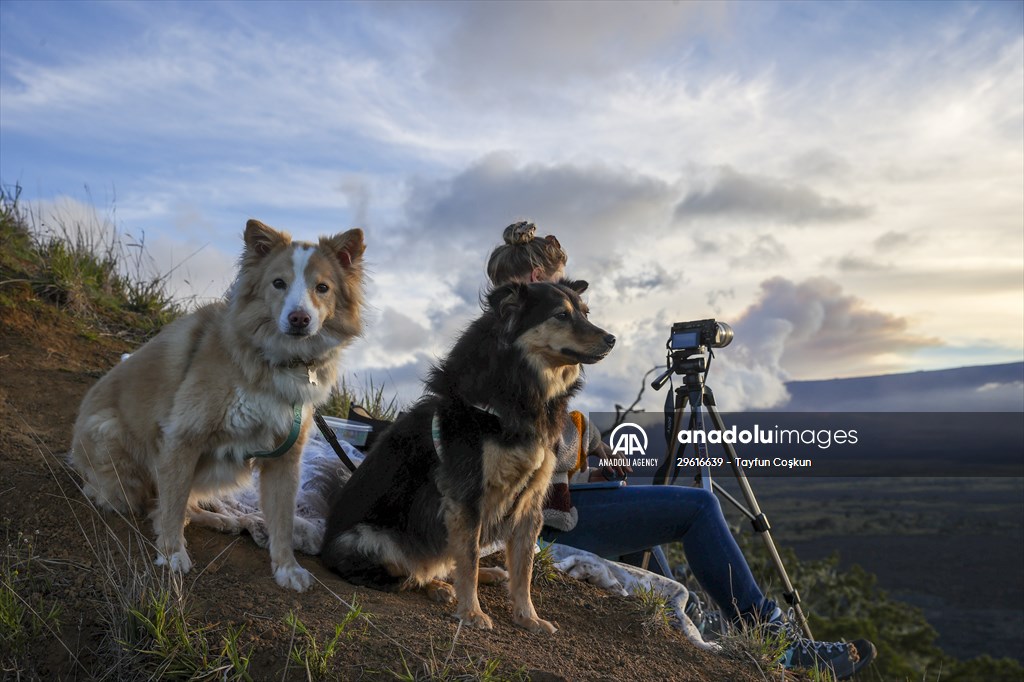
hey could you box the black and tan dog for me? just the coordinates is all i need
[321,280,614,633]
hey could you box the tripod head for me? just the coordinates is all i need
[651,349,707,391]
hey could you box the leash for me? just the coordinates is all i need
[242,403,360,474]
[245,404,303,460]
[313,411,359,473]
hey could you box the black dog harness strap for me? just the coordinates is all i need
[431,405,500,461]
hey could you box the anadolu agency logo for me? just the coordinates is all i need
[610,422,648,457]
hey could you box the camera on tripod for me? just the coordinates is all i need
[653,319,733,391]
[649,315,813,638]
[668,319,734,352]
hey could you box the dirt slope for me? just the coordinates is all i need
[0,292,765,681]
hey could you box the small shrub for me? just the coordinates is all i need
[633,583,673,634]
[532,542,559,586]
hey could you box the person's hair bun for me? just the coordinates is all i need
[503,221,537,245]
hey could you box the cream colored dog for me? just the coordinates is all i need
[69,220,365,591]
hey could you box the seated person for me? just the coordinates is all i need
[485,222,876,680]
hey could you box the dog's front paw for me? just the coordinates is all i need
[455,608,494,630]
[155,549,193,573]
[426,580,456,604]
[274,563,313,592]
[514,615,558,635]
[478,566,509,585]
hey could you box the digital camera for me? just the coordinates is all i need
[668,319,734,351]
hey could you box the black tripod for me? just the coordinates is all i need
[651,349,814,640]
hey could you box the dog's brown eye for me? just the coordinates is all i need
[272,278,286,290]
[554,311,570,321]
[316,283,330,294]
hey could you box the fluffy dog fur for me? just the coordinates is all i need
[69,219,365,591]
[321,280,614,632]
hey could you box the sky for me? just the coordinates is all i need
[2,0,1022,413]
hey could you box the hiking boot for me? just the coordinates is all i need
[783,636,876,679]
[768,615,877,680]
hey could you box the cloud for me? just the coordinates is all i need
[401,152,678,262]
[654,276,946,411]
[376,307,431,354]
[733,276,941,379]
[729,234,790,267]
[675,167,871,225]
[338,177,371,229]
[613,263,677,300]
[429,2,729,93]
[787,148,852,178]
[872,230,916,252]
[340,352,436,413]
[836,254,887,272]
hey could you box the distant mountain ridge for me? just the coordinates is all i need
[781,361,1024,412]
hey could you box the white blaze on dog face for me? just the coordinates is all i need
[232,221,365,367]
[277,246,321,336]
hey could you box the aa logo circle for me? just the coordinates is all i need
[610,422,648,457]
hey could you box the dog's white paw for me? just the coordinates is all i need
[155,549,193,573]
[274,563,313,592]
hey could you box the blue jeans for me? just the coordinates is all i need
[540,483,777,623]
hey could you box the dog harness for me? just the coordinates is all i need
[245,404,303,460]
[431,404,499,462]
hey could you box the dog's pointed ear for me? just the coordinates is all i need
[486,283,529,343]
[245,219,291,257]
[324,228,365,269]
[486,283,528,317]
[562,278,589,295]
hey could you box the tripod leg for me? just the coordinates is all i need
[655,392,689,486]
[704,399,814,641]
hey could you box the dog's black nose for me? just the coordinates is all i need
[604,334,616,348]
[288,310,311,329]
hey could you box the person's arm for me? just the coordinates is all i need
[581,415,632,482]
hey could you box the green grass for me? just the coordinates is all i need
[531,541,559,586]
[388,637,529,682]
[632,583,673,634]
[714,617,800,680]
[0,183,182,342]
[319,376,402,422]
[0,522,63,676]
[77,489,253,681]
[285,601,367,681]
[120,588,252,681]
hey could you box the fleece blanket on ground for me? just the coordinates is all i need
[201,436,714,649]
